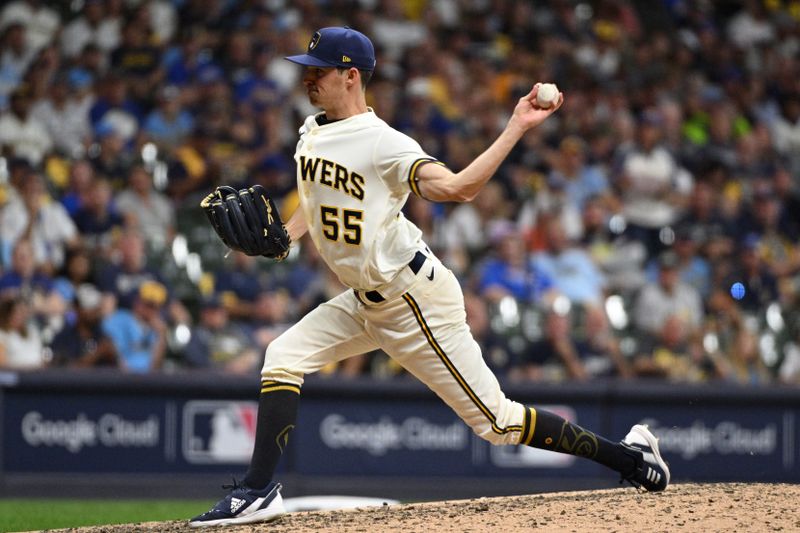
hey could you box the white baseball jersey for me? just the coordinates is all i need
[261,108,533,449]
[294,109,434,290]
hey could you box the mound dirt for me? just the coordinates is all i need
[45,483,799,533]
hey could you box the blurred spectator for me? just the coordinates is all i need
[96,229,164,308]
[142,85,194,150]
[581,196,647,294]
[477,223,553,305]
[705,288,771,385]
[0,238,67,329]
[162,26,214,87]
[101,279,167,373]
[646,224,711,300]
[60,159,96,217]
[30,71,92,158]
[632,314,711,382]
[404,195,447,256]
[772,165,800,241]
[740,183,800,278]
[50,283,117,368]
[509,307,589,383]
[60,0,121,59]
[0,84,52,165]
[183,294,259,374]
[770,91,800,170]
[521,174,584,243]
[0,22,36,96]
[464,289,516,375]
[724,234,779,314]
[282,239,327,316]
[532,218,606,307]
[633,250,703,350]
[89,74,141,143]
[88,123,133,186]
[53,246,96,305]
[214,251,275,323]
[676,179,735,261]
[165,125,215,200]
[615,109,693,257]
[111,17,163,105]
[114,164,175,251]
[72,177,125,255]
[578,305,633,379]
[0,1,61,54]
[442,181,511,273]
[0,293,44,369]
[546,136,613,213]
[142,0,177,46]
[0,170,79,272]
[727,0,775,50]
[96,228,190,327]
[248,289,293,350]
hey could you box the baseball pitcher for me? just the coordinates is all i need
[190,26,669,527]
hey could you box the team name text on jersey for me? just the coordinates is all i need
[299,156,365,201]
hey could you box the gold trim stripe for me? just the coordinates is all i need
[260,381,301,395]
[353,290,367,305]
[407,158,445,199]
[525,407,538,445]
[402,293,522,436]
[520,406,532,445]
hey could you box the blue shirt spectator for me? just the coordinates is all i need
[101,280,167,373]
[532,220,606,307]
[547,136,611,211]
[142,85,194,148]
[477,224,553,305]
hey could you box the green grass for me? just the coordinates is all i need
[0,499,213,532]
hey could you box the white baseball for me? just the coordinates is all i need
[536,83,559,109]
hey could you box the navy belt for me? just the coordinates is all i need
[357,250,427,304]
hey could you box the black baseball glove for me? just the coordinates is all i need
[200,184,291,260]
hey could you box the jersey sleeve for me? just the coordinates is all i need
[373,128,445,197]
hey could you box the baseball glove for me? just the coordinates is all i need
[200,184,290,260]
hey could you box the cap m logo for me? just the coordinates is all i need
[342,55,352,63]
[309,31,321,50]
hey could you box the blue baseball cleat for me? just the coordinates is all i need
[189,480,285,527]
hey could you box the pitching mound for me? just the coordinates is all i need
[47,483,798,533]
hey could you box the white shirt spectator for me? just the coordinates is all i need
[371,9,428,61]
[633,279,703,335]
[31,94,92,159]
[60,13,120,58]
[0,109,53,165]
[0,43,36,82]
[0,197,78,268]
[727,7,775,49]
[0,323,44,369]
[621,146,692,228]
[0,1,61,52]
[115,188,175,251]
[770,113,800,156]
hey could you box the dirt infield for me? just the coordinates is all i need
[47,483,798,533]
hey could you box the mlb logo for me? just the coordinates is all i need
[182,401,258,464]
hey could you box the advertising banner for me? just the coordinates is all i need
[1,384,798,483]
[4,392,171,473]
[294,399,608,477]
[610,406,798,482]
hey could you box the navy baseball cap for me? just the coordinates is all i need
[285,26,376,71]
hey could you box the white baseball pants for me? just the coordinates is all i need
[262,256,530,446]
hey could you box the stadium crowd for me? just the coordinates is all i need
[0,0,799,386]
